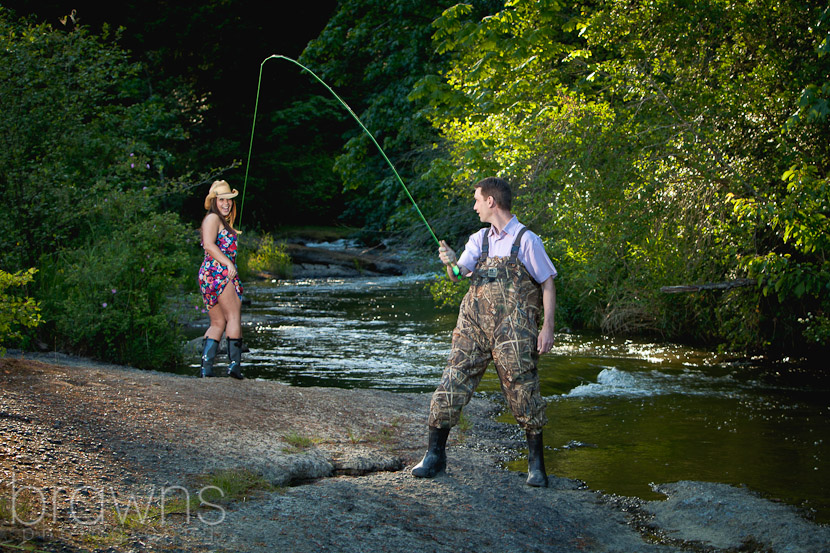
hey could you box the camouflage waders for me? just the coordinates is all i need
[428,228,548,433]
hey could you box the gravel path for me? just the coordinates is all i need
[1,352,827,553]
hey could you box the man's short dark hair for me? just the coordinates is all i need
[475,177,512,211]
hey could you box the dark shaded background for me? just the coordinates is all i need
[4,0,342,227]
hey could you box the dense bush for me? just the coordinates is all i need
[0,9,198,368]
[244,234,293,279]
[37,207,194,369]
[0,269,42,355]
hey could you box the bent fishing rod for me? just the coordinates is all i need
[239,54,461,276]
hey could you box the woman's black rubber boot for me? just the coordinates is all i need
[200,338,219,378]
[526,431,549,487]
[227,337,244,380]
[412,427,449,478]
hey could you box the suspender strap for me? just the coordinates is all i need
[509,227,528,266]
[475,226,528,271]
[478,228,489,266]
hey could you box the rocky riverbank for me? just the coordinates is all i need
[282,238,410,278]
[1,352,828,553]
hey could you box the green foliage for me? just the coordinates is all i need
[300,0,463,241]
[415,0,830,355]
[37,209,193,370]
[0,11,189,271]
[426,273,470,309]
[245,234,293,278]
[5,0,827,360]
[0,268,42,355]
[729,164,830,350]
[719,2,830,352]
[0,11,197,368]
[580,0,830,350]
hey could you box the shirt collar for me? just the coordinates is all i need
[488,215,520,239]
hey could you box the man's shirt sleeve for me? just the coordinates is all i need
[521,232,558,284]
[456,229,485,277]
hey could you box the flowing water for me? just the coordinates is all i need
[202,273,830,522]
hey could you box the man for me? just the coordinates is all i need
[412,177,557,487]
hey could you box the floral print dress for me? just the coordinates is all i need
[199,227,243,309]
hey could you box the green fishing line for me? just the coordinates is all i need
[240,54,441,249]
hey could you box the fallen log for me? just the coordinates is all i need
[660,278,757,294]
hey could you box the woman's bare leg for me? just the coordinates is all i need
[216,282,242,339]
[206,300,228,341]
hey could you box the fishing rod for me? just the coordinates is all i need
[240,55,461,276]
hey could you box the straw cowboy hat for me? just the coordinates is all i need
[204,180,239,209]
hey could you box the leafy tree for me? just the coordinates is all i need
[3,1,341,229]
[416,0,829,355]
[0,9,190,270]
[415,0,655,331]
[0,9,197,368]
[582,0,830,352]
[299,0,482,245]
[728,3,830,351]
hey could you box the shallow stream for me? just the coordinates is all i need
[195,273,830,522]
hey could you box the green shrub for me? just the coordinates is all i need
[246,234,292,278]
[0,12,189,272]
[426,273,470,309]
[37,209,193,370]
[0,268,42,355]
[0,13,210,368]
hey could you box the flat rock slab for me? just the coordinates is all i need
[2,352,828,553]
[643,481,830,552]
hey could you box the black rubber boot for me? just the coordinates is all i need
[227,337,244,380]
[200,338,219,378]
[526,431,549,487]
[412,427,449,478]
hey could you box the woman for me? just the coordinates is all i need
[198,180,244,379]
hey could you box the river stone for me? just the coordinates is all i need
[642,481,830,552]
[330,449,404,476]
[256,449,335,487]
